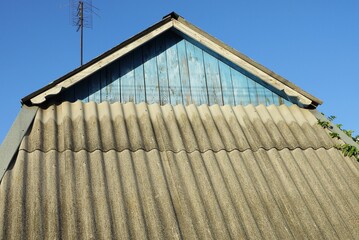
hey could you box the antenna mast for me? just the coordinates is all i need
[70,0,96,65]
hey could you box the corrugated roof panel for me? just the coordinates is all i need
[2,101,358,239]
[20,101,338,153]
[1,148,358,239]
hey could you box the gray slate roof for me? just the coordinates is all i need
[1,101,358,239]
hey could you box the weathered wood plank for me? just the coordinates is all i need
[100,67,108,102]
[231,69,250,105]
[263,87,274,106]
[247,78,259,106]
[106,61,121,103]
[156,34,170,105]
[74,78,89,102]
[272,92,280,105]
[120,52,135,103]
[88,72,101,102]
[218,61,234,105]
[177,38,191,105]
[203,51,223,105]
[186,40,208,105]
[165,32,183,105]
[133,47,145,103]
[143,39,160,104]
[256,83,267,106]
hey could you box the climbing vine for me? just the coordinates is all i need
[317,115,359,161]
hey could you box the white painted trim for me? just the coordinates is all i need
[30,21,174,104]
[172,20,312,106]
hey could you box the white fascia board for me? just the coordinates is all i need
[30,21,174,105]
[172,20,313,106]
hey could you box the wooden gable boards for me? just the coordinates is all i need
[51,31,292,106]
[21,12,322,108]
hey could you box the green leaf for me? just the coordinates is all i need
[317,119,330,129]
[329,132,340,139]
[343,129,353,138]
[328,115,336,122]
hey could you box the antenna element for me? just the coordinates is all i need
[70,0,96,65]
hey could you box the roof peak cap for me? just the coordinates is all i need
[162,12,182,20]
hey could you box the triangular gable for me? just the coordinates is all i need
[21,12,322,108]
[49,30,292,107]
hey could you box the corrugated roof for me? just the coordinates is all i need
[20,101,336,153]
[1,101,358,239]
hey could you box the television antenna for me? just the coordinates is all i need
[70,0,98,65]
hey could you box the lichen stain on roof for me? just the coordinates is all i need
[0,101,358,239]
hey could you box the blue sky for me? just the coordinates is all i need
[0,0,358,143]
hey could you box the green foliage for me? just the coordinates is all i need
[334,122,354,138]
[354,135,359,144]
[336,144,359,159]
[328,115,336,122]
[329,132,340,139]
[343,129,354,138]
[318,114,359,162]
[317,119,330,129]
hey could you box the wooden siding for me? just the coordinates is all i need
[56,30,291,106]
